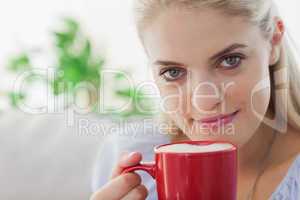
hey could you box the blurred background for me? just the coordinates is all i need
[0,0,299,199]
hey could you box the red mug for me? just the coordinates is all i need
[121,140,237,200]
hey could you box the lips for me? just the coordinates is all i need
[199,110,240,125]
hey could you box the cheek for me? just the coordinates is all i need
[244,72,271,121]
[226,69,271,147]
[227,71,271,116]
[152,70,185,113]
[223,60,270,116]
[158,85,183,113]
[246,49,272,120]
[248,80,271,120]
[157,84,190,130]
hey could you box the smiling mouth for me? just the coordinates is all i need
[198,110,240,126]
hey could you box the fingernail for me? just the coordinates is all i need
[127,152,137,158]
[121,151,136,162]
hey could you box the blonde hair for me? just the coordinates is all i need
[133,0,300,138]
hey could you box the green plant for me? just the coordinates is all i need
[52,18,103,96]
[4,17,156,118]
[111,72,156,117]
[5,52,32,107]
[7,53,31,72]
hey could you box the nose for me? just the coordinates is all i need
[188,75,223,117]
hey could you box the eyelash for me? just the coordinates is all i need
[159,54,246,82]
[217,53,245,69]
[159,67,186,82]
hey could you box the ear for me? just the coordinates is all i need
[269,17,285,66]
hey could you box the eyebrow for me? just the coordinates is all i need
[209,43,248,61]
[152,43,248,67]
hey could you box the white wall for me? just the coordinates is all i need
[0,0,149,87]
[0,0,299,109]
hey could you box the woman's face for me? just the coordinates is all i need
[142,8,276,147]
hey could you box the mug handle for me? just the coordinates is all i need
[121,161,156,179]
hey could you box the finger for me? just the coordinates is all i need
[110,151,142,179]
[90,172,142,200]
[121,184,148,200]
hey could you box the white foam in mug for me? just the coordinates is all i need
[156,142,234,153]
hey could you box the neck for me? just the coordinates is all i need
[267,124,300,166]
[238,122,276,174]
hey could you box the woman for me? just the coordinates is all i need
[91,0,300,199]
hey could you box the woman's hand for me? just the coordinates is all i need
[90,152,149,200]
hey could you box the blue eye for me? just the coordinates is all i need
[218,54,244,69]
[159,67,186,81]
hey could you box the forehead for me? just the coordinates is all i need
[142,7,262,63]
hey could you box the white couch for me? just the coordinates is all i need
[0,109,110,200]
